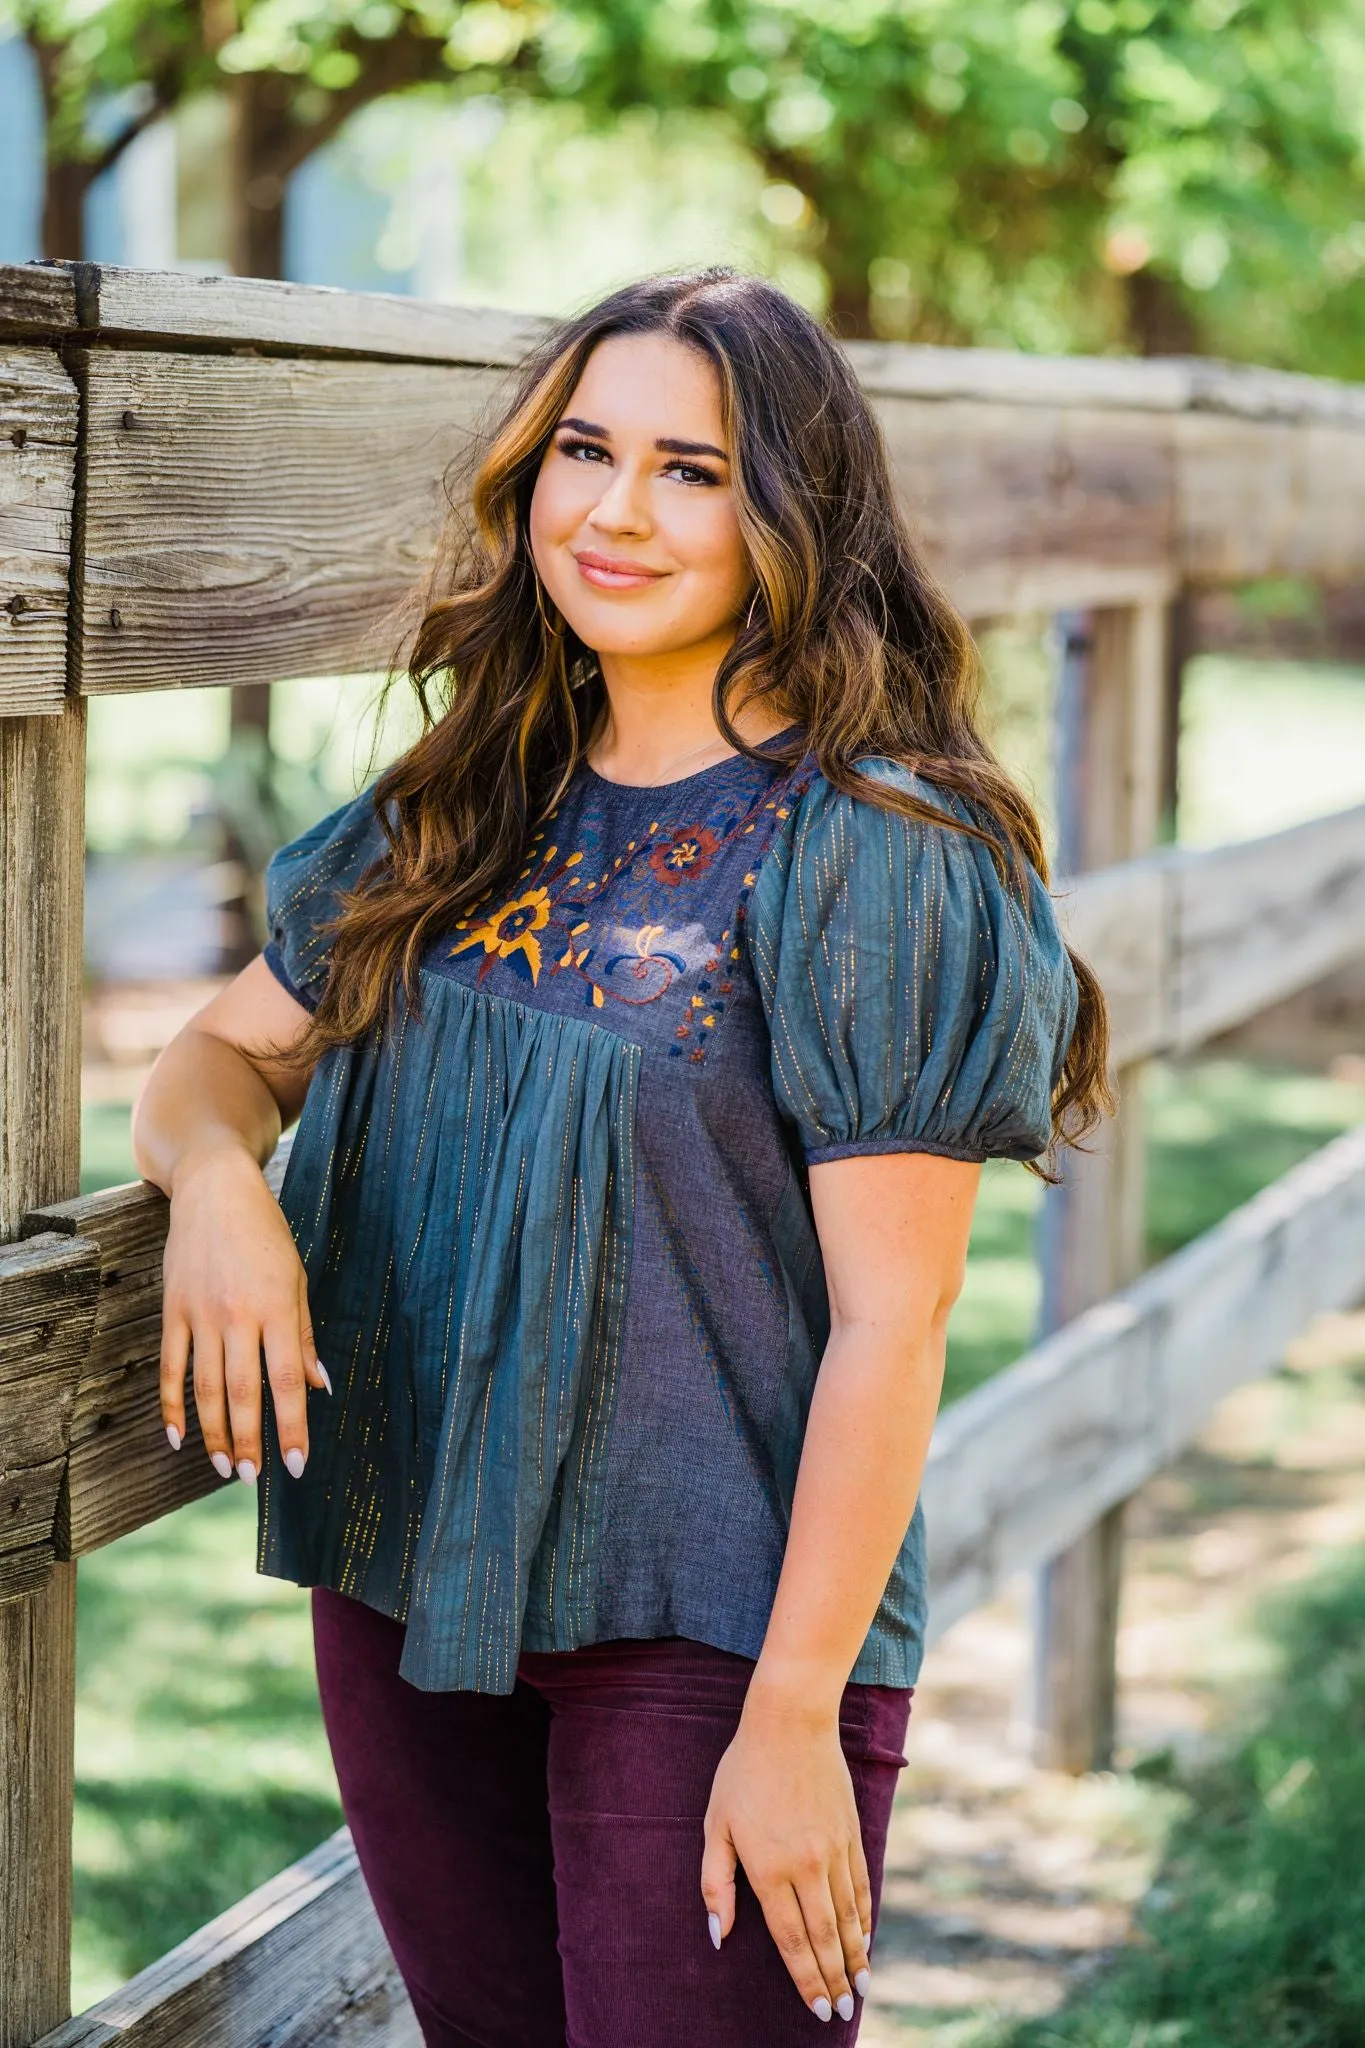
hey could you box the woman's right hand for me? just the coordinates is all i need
[159,1140,329,1485]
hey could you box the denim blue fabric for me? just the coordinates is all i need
[257,733,1078,1693]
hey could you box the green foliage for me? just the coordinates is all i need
[6,0,1364,368]
[1002,1543,1365,2047]
[561,0,1365,368]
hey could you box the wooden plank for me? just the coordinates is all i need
[0,1233,100,1603]
[1032,599,1167,1772]
[22,1143,293,1557]
[33,1826,418,2048]
[0,709,87,1240]
[926,1117,1365,1639]
[75,350,501,696]
[874,400,1177,623]
[0,267,78,340]
[0,348,78,715]
[1176,412,1365,586]
[1171,803,1365,1050]
[0,1566,77,2045]
[1059,799,1365,1067]
[76,262,548,367]
[0,681,86,2035]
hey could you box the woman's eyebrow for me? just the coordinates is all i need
[557,416,728,461]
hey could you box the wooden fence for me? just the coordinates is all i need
[3,261,1365,2046]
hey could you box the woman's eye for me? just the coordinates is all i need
[558,436,607,463]
[665,462,720,487]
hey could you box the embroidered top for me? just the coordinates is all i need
[257,731,1078,1694]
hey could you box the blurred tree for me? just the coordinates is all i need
[5,0,540,272]
[10,0,1364,373]
[560,0,1365,373]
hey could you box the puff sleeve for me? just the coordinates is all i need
[747,760,1079,1166]
[261,785,389,1013]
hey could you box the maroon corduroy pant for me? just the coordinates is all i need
[311,1585,911,2047]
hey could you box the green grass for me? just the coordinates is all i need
[997,1532,1365,2048]
[73,1488,339,2009]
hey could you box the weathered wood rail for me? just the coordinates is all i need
[3,261,1365,2047]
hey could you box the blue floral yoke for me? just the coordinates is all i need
[259,732,1078,1694]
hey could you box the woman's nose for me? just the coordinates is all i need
[589,461,652,535]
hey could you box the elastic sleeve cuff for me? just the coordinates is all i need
[803,1135,989,1167]
[262,938,315,1012]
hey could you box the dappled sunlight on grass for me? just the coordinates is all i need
[73,1485,338,2009]
[999,1544,1365,2048]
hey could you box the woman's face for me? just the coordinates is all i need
[528,332,753,662]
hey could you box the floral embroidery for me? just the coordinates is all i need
[451,885,552,985]
[430,750,816,1064]
[649,825,720,887]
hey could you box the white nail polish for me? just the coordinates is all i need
[862,1927,872,1949]
[707,1912,722,1951]
[316,1361,333,1395]
[836,1992,855,2021]
[812,1997,833,2022]
[285,1447,306,1479]
[854,1968,871,1999]
[210,1450,233,1480]
[237,1457,257,1484]
[165,1423,181,1452]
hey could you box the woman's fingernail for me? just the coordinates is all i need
[836,1992,855,2021]
[285,1447,306,1479]
[237,1458,257,1485]
[316,1361,333,1395]
[707,1912,722,1950]
[855,1968,872,1999]
[811,1997,833,2022]
[210,1450,233,1480]
[165,1423,182,1451]
[862,1926,872,1949]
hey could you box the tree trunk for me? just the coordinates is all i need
[1126,269,1198,357]
[42,155,86,261]
[230,72,291,281]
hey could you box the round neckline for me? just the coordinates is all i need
[581,722,805,793]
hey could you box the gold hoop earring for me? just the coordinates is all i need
[743,589,762,631]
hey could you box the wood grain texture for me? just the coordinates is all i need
[875,401,1178,622]
[0,1564,76,2045]
[0,268,78,340]
[33,1826,417,2048]
[1061,797,1365,1066]
[0,349,78,715]
[0,707,88,1238]
[926,1118,1365,1640]
[75,350,503,696]
[1032,600,1167,1771]
[0,1233,100,1604]
[1176,413,1365,586]
[80,263,548,366]
[21,1142,293,1558]
[1,686,89,2040]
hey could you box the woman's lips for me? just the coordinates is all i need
[573,553,668,591]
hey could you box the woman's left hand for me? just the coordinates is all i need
[701,1692,872,2023]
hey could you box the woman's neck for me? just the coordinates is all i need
[587,645,793,788]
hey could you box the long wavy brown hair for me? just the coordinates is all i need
[285,265,1112,1169]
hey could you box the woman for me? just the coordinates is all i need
[133,266,1107,2046]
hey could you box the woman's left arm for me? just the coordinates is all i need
[701,1147,980,2022]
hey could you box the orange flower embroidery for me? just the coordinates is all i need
[648,825,720,886]
[451,886,551,984]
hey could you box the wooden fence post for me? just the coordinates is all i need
[1031,602,1167,1773]
[0,647,87,2037]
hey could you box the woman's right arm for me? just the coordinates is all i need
[132,954,330,1487]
